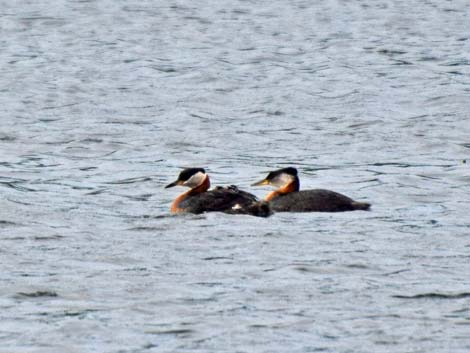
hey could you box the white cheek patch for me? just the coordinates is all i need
[272,173,295,188]
[183,172,206,188]
[232,204,242,210]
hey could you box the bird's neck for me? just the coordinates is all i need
[265,178,299,201]
[171,175,211,213]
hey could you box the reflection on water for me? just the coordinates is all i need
[1,0,470,352]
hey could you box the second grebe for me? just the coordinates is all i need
[165,168,271,217]
[252,167,371,212]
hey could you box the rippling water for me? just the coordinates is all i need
[1,1,470,352]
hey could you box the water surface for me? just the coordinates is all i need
[1,0,470,352]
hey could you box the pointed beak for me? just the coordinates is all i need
[251,178,270,187]
[165,180,181,188]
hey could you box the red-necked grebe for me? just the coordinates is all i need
[165,168,271,217]
[252,167,370,212]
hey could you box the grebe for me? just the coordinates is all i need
[252,167,370,212]
[165,168,271,217]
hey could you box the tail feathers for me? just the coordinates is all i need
[352,201,371,211]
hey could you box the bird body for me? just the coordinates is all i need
[177,185,270,216]
[166,168,271,217]
[268,189,370,212]
[253,167,370,213]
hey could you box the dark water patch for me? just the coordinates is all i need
[393,292,470,300]
[125,106,157,111]
[33,235,65,241]
[128,226,165,232]
[15,291,59,299]
[43,140,74,146]
[81,138,103,143]
[416,174,441,181]
[20,15,63,21]
[442,60,470,67]
[455,322,470,326]
[0,220,17,227]
[442,7,460,12]
[145,329,194,336]
[38,118,61,124]
[3,236,26,241]
[345,263,370,270]
[452,308,470,314]
[189,113,212,121]
[182,297,214,304]
[193,282,224,288]
[6,198,35,206]
[348,120,383,129]
[392,59,413,65]
[127,215,172,224]
[382,269,410,276]
[71,185,95,191]
[238,46,256,51]
[8,56,38,64]
[249,324,271,328]
[306,347,330,352]
[86,188,109,195]
[151,65,177,73]
[261,231,281,238]
[62,309,100,318]
[105,176,152,185]
[35,309,100,319]
[0,181,36,192]
[120,193,153,201]
[410,114,430,120]
[355,177,382,185]
[319,89,358,99]
[267,110,284,116]
[142,343,158,349]
[447,70,463,76]
[28,162,60,168]
[122,267,148,272]
[202,256,233,261]
[263,268,276,272]
[146,214,172,219]
[322,334,339,341]
[295,266,314,273]
[418,56,440,62]
[426,95,455,104]
[377,49,407,56]
[123,58,140,63]
[40,102,81,111]
[374,340,399,346]
[369,162,422,168]
[0,135,16,141]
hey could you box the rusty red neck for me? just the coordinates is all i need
[171,175,210,213]
[265,178,299,201]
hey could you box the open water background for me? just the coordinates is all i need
[1,0,470,352]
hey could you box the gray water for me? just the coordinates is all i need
[1,0,470,352]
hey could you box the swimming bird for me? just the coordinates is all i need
[252,167,370,212]
[165,168,271,217]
